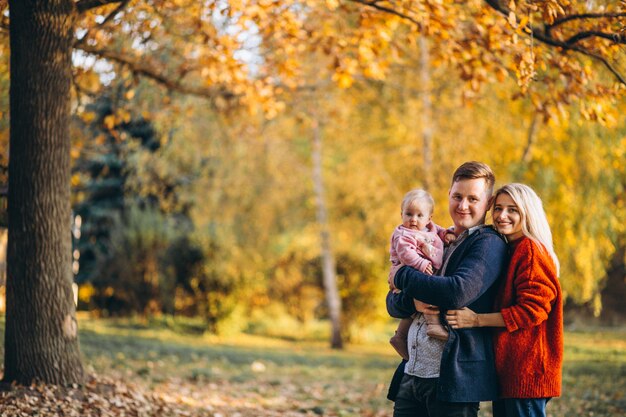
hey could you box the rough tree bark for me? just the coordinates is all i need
[4,0,84,384]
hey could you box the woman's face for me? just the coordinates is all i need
[492,193,524,241]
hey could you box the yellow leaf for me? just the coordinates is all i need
[325,0,339,10]
[71,173,81,187]
[117,109,132,124]
[81,111,96,124]
[103,115,116,130]
[333,72,353,89]
[516,15,529,34]
[508,11,516,27]
[95,134,107,145]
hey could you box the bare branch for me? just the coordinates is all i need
[76,44,237,100]
[75,0,130,45]
[95,0,129,28]
[568,45,626,85]
[76,0,124,14]
[483,0,510,18]
[347,0,422,29]
[550,12,626,29]
[565,31,626,46]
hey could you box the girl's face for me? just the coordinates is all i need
[492,193,524,241]
[401,200,432,231]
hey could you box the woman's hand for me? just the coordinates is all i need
[446,307,479,329]
[414,300,440,314]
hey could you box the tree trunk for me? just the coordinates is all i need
[4,0,84,384]
[599,245,626,325]
[419,36,433,190]
[311,118,343,349]
[522,111,540,163]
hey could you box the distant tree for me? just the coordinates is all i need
[72,91,158,286]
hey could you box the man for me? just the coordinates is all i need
[387,161,508,417]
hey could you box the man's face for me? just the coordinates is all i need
[448,178,492,235]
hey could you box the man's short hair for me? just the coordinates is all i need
[451,161,496,196]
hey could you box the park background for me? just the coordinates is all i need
[0,1,624,416]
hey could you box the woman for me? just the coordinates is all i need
[446,183,563,417]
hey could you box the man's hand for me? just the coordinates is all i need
[446,307,479,328]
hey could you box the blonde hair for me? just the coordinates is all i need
[493,183,560,276]
[401,189,435,214]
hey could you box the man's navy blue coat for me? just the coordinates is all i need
[387,226,508,403]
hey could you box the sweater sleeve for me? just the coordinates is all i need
[433,223,452,242]
[422,236,444,270]
[395,234,432,273]
[500,241,559,333]
[386,289,417,318]
[394,231,508,309]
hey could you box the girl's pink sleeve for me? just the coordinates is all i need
[421,239,443,270]
[434,223,453,242]
[395,235,432,273]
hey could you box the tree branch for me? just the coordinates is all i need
[76,44,237,100]
[95,0,129,28]
[347,0,422,29]
[565,31,626,46]
[76,0,125,14]
[568,45,626,85]
[482,0,626,85]
[522,111,539,163]
[349,0,626,85]
[549,12,626,29]
[75,0,130,45]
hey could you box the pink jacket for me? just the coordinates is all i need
[389,222,446,281]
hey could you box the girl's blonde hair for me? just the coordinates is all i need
[401,189,434,214]
[493,183,560,276]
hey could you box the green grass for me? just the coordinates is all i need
[2,316,625,416]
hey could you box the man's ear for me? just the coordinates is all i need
[487,195,494,209]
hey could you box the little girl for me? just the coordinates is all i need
[388,189,454,360]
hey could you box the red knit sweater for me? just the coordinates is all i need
[493,236,563,398]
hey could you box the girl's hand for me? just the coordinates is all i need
[421,243,436,259]
[444,232,457,245]
[424,263,433,275]
[446,307,479,329]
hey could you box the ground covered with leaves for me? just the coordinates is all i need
[1,318,625,416]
